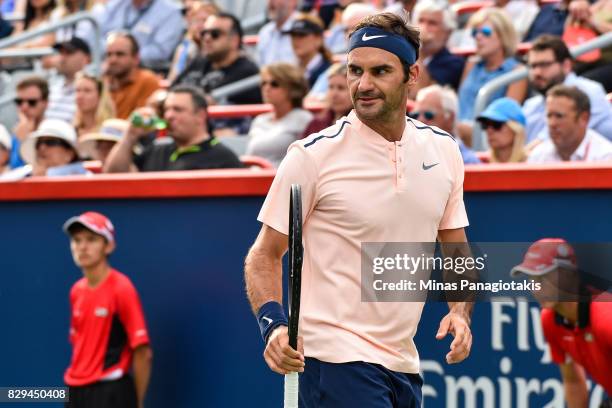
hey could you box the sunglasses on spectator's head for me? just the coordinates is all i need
[14,98,41,107]
[36,138,70,149]
[201,28,226,39]
[261,80,280,88]
[479,119,504,131]
[471,25,494,38]
[409,110,436,120]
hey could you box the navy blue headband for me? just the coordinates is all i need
[348,27,417,66]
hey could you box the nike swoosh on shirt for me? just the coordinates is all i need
[422,162,440,170]
[262,316,273,326]
[362,33,387,41]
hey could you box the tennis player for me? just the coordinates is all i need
[245,12,473,407]
[63,212,152,408]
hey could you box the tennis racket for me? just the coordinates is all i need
[284,184,303,408]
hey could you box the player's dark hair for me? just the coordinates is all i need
[67,224,108,242]
[349,12,420,82]
[547,85,591,116]
[530,35,572,63]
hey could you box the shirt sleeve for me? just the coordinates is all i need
[116,279,150,349]
[257,143,318,235]
[439,142,469,230]
[139,7,185,61]
[541,309,567,364]
[591,302,612,347]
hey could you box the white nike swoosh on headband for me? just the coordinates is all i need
[362,33,387,41]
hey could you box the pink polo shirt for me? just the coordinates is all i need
[258,110,469,373]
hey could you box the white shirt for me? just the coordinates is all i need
[256,16,297,66]
[246,108,313,167]
[528,129,612,163]
[45,77,76,123]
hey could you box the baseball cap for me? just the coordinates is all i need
[53,36,91,56]
[79,119,128,159]
[63,211,115,243]
[0,124,11,151]
[20,119,79,164]
[283,18,324,35]
[477,97,526,127]
[510,238,577,277]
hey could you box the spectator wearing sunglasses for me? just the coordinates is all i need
[246,63,313,168]
[168,1,220,83]
[411,85,481,164]
[476,97,528,163]
[1,119,87,181]
[284,14,332,88]
[104,31,160,120]
[172,12,261,106]
[11,76,50,169]
[457,8,528,127]
[410,0,465,98]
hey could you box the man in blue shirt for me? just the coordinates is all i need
[93,0,185,65]
[412,0,465,93]
[257,0,298,66]
[523,35,612,142]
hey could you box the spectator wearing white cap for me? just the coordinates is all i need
[1,119,87,180]
[79,119,129,164]
[0,125,12,175]
[11,76,49,169]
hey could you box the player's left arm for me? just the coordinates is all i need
[116,282,152,407]
[436,227,474,364]
[132,344,153,408]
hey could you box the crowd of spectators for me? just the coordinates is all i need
[0,0,612,181]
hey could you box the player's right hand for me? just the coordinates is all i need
[264,326,305,375]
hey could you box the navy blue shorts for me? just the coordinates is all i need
[299,358,423,408]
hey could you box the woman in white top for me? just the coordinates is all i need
[246,63,313,168]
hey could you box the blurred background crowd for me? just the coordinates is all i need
[0,0,611,180]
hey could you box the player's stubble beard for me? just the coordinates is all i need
[353,82,408,125]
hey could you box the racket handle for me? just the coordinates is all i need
[284,371,299,408]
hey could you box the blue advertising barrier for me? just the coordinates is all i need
[0,165,611,407]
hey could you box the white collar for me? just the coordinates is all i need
[569,130,592,161]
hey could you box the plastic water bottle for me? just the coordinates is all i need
[130,112,167,130]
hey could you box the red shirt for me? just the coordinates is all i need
[542,301,612,394]
[64,269,150,386]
